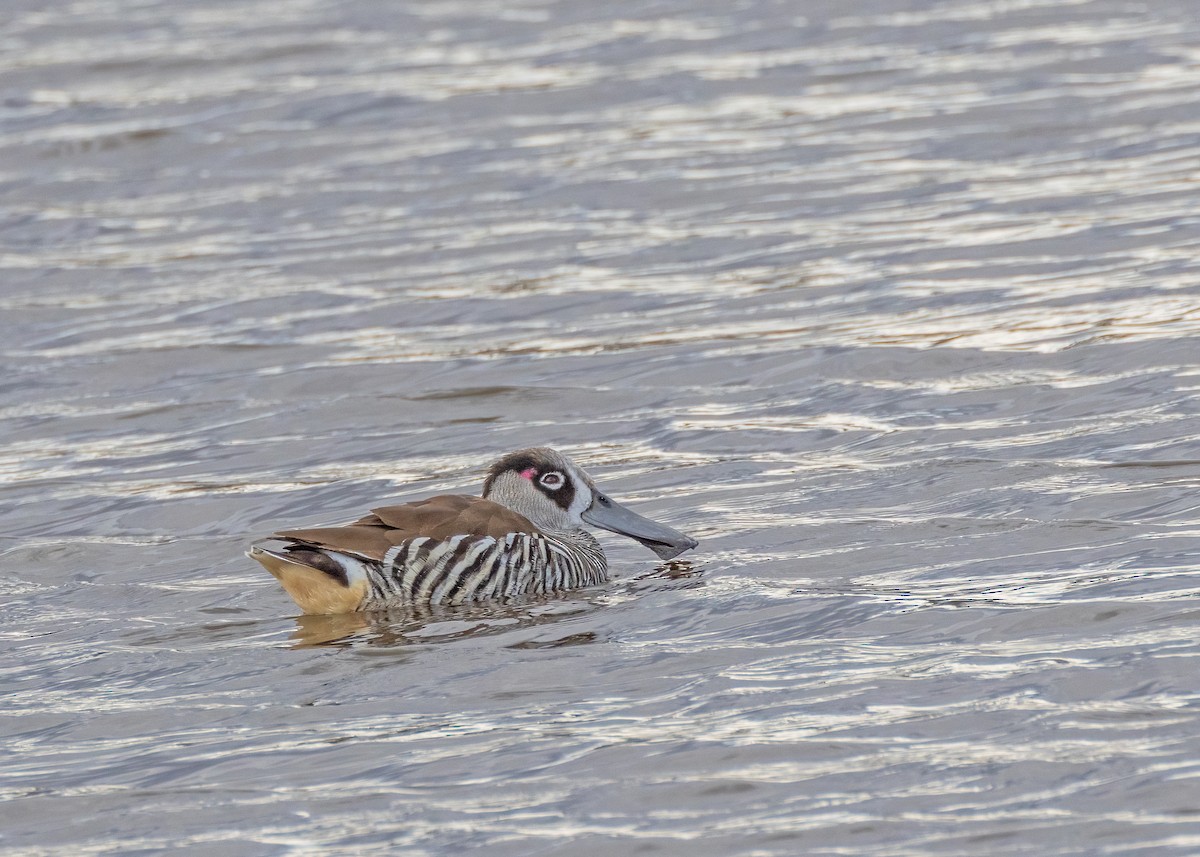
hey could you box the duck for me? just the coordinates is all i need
[248,447,698,614]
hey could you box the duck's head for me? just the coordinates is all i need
[482,447,698,560]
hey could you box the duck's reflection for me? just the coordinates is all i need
[651,558,704,579]
[289,612,374,648]
[626,558,707,590]
[287,591,593,649]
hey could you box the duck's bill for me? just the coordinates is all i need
[582,492,699,560]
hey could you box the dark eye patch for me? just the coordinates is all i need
[536,470,575,511]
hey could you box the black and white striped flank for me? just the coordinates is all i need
[360,530,607,609]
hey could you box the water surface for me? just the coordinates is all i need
[3,0,1200,854]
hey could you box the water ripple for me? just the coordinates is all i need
[3,0,1200,854]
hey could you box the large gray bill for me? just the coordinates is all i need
[581,492,699,560]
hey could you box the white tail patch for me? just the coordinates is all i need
[248,546,368,615]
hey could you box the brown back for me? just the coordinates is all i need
[275,494,540,561]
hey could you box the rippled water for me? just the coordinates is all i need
[3,0,1200,853]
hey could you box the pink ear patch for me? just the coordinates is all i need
[519,467,538,480]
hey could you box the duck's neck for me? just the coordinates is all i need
[543,526,605,562]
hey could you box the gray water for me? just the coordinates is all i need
[3,0,1200,854]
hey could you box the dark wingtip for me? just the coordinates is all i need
[282,546,350,586]
[249,540,350,587]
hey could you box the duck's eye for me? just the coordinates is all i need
[539,471,565,489]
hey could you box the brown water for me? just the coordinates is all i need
[3,0,1200,854]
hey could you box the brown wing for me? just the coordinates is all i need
[275,494,539,561]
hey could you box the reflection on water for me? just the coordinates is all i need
[289,612,375,648]
[288,597,588,649]
[3,0,1200,853]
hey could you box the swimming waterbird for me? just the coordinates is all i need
[248,447,698,614]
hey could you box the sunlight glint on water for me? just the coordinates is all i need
[2,0,1200,854]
